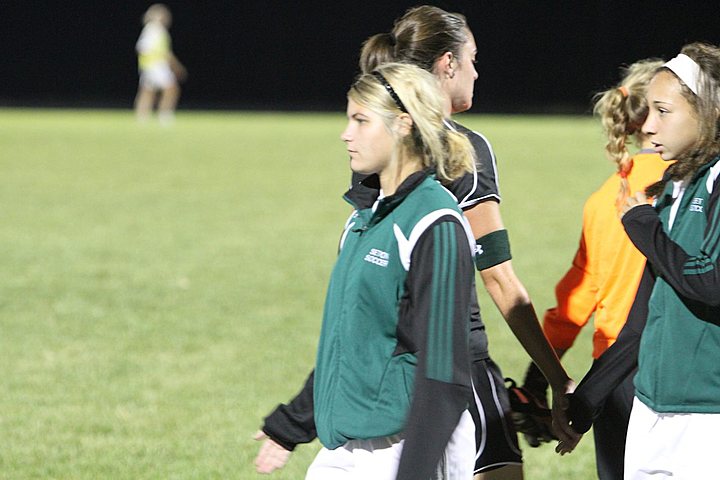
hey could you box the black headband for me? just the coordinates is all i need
[372,71,408,113]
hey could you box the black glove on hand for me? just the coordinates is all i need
[506,364,556,448]
[522,362,550,402]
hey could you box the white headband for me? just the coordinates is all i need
[663,53,701,95]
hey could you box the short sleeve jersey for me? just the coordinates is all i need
[443,120,501,208]
[351,120,501,210]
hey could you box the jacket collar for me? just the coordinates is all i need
[344,170,430,222]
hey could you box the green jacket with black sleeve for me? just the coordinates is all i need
[314,171,475,479]
[569,158,720,429]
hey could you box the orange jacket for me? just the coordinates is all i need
[543,152,668,358]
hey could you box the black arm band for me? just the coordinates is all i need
[474,229,512,271]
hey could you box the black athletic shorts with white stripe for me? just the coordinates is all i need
[470,356,523,473]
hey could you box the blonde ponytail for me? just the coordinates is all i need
[592,59,663,209]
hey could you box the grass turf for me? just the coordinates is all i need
[0,109,615,478]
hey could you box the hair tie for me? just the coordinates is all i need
[618,86,629,98]
[619,158,634,179]
[372,71,408,113]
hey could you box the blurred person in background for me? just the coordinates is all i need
[134,3,186,125]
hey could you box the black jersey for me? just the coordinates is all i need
[351,120,501,209]
[444,119,501,208]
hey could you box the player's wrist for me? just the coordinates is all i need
[261,427,297,452]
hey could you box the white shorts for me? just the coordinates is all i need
[139,63,176,90]
[625,396,720,480]
[306,409,475,480]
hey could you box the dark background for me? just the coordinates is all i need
[2,1,719,114]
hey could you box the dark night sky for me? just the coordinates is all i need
[2,1,719,113]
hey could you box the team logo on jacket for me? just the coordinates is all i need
[364,248,389,267]
[690,197,704,213]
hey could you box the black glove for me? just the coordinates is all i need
[522,362,549,403]
[507,368,557,448]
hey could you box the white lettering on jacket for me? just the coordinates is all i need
[364,248,389,267]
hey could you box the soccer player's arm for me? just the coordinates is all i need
[521,224,598,444]
[568,265,654,433]
[396,217,474,480]
[260,371,317,450]
[461,127,571,396]
[258,201,366,451]
[258,199,369,451]
[622,182,720,305]
[466,201,573,404]
[543,224,599,353]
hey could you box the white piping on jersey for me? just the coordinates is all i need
[339,222,355,250]
[460,194,501,211]
[475,461,523,474]
[471,378,488,461]
[393,208,475,271]
[706,158,720,194]
[468,129,501,205]
[471,368,523,470]
[373,191,384,213]
[486,369,523,457]
[665,157,720,231]
[668,180,686,231]
[443,119,501,209]
[339,210,357,250]
[339,194,382,250]
[439,182,461,202]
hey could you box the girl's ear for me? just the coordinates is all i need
[434,51,455,79]
[394,113,413,137]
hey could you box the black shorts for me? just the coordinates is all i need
[469,357,523,473]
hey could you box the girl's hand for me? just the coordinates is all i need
[253,430,292,474]
[551,381,583,455]
[621,191,649,218]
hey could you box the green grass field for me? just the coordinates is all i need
[0,109,615,478]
